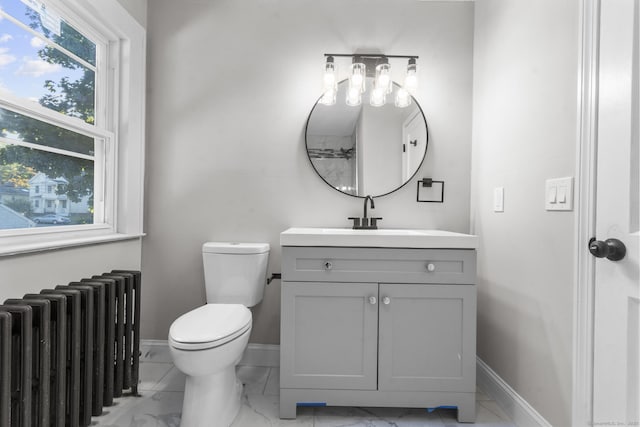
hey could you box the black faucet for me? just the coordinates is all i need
[363,195,374,220]
[348,195,382,229]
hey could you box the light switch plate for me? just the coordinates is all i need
[546,177,573,211]
[494,187,504,212]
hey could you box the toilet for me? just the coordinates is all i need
[168,242,270,427]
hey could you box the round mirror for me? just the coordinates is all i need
[305,78,428,197]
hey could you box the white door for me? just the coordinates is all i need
[592,0,640,424]
[401,111,427,181]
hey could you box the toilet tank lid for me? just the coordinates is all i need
[202,242,270,254]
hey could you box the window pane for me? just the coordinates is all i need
[0,0,96,65]
[0,107,95,155]
[0,141,94,229]
[0,4,96,124]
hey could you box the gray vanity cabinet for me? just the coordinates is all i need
[280,281,379,390]
[377,283,476,393]
[280,246,477,423]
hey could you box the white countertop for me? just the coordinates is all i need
[280,227,478,249]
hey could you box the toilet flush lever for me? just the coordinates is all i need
[266,273,281,285]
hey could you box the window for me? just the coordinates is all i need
[0,0,106,231]
[0,0,146,254]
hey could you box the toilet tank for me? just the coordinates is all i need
[202,242,270,307]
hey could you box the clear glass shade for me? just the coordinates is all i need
[404,61,418,93]
[374,63,392,95]
[349,62,366,93]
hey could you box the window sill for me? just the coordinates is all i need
[0,232,145,257]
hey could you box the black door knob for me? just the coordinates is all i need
[588,237,626,261]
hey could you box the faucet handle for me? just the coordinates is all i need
[369,217,383,229]
[348,217,361,229]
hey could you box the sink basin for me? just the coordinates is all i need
[280,227,478,249]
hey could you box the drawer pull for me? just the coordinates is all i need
[382,296,391,305]
[369,296,377,305]
[324,261,333,270]
[426,263,436,272]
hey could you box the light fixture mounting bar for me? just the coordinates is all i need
[324,53,419,60]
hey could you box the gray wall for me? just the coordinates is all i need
[470,1,578,425]
[116,0,147,28]
[143,0,474,343]
[0,239,142,301]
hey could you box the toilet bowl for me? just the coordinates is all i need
[169,304,252,427]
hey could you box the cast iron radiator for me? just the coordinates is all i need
[0,270,141,427]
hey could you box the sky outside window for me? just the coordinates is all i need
[0,0,95,118]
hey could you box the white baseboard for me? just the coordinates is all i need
[140,339,169,347]
[140,340,280,368]
[476,357,552,427]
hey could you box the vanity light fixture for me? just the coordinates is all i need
[374,57,392,95]
[320,56,338,106]
[346,56,366,106]
[395,87,411,108]
[320,53,419,108]
[404,58,418,93]
[349,56,366,93]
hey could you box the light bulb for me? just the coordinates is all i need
[320,88,336,106]
[349,59,366,93]
[395,87,411,108]
[323,56,337,94]
[375,61,392,95]
[370,86,386,107]
[346,85,362,106]
[404,58,418,93]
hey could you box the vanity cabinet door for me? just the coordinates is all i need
[280,281,378,390]
[377,283,476,393]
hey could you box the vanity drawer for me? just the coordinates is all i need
[282,247,476,284]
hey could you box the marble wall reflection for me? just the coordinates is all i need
[307,134,357,195]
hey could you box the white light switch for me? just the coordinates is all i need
[548,186,557,204]
[494,187,504,212]
[546,177,573,211]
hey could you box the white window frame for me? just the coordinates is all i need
[0,0,146,256]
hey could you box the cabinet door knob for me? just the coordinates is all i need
[382,296,391,305]
[426,263,436,272]
[369,296,377,305]
[324,261,333,270]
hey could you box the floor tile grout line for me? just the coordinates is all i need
[262,368,272,395]
[152,365,177,391]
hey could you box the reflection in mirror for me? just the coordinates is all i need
[306,78,428,197]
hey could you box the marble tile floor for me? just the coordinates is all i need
[92,346,517,427]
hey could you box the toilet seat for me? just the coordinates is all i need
[169,303,252,351]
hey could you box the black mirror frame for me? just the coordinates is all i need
[304,82,429,199]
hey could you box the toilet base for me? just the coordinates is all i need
[180,365,244,427]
